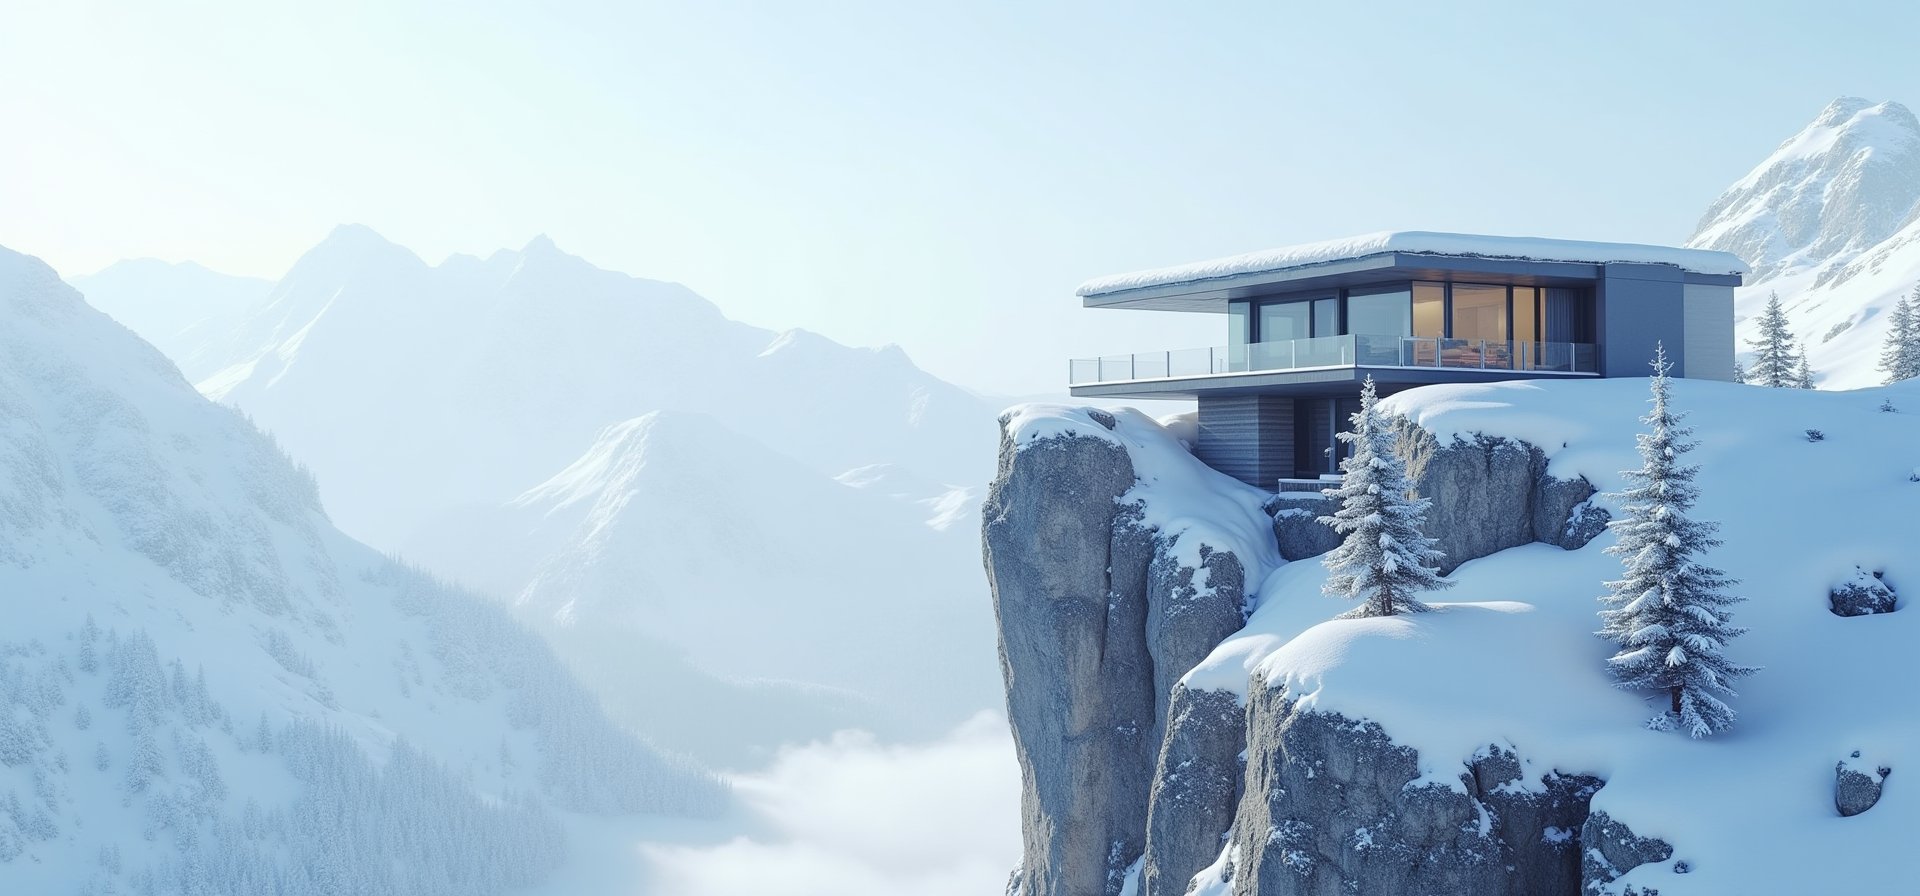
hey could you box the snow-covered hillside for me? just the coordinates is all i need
[0,245,725,893]
[1688,97,1920,388]
[1181,377,1920,894]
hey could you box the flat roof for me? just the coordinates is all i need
[1077,231,1751,301]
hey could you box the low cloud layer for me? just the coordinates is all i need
[643,712,1022,896]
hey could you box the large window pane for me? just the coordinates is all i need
[1257,301,1311,343]
[1512,287,1538,343]
[1228,300,1250,371]
[1512,287,1539,369]
[1412,282,1445,338]
[1313,297,1339,338]
[1346,286,1411,337]
[1450,284,1508,342]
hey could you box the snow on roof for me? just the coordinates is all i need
[1076,231,1752,298]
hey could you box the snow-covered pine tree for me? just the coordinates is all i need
[1598,343,1757,737]
[1731,360,1746,384]
[1747,292,1800,388]
[1879,288,1920,384]
[1318,375,1451,617]
[1794,350,1815,390]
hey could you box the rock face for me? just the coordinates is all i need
[1394,421,1608,573]
[1269,419,1608,570]
[982,411,1252,896]
[1220,688,1633,896]
[1581,809,1675,895]
[1267,495,1342,562]
[1830,567,1899,617]
[1836,754,1891,817]
[1142,686,1245,896]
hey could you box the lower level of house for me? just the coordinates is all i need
[1195,392,1364,486]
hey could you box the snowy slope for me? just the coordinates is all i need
[0,245,725,893]
[1687,97,1920,388]
[73,259,273,383]
[401,410,1002,756]
[1185,377,1920,894]
[189,226,997,552]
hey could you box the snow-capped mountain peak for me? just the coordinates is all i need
[1690,97,1920,281]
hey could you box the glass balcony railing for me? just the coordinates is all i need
[1067,335,1598,385]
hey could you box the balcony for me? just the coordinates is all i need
[1068,334,1598,386]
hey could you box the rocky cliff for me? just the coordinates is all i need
[982,407,1260,896]
[983,404,1663,896]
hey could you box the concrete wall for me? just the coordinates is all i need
[1682,283,1737,381]
[1595,263,1686,377]
[1196,394,1294,487]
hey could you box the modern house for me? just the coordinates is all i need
[1069,231,1749,488]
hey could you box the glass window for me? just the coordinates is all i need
[1313,297,1339,338]
[1228,300,1251,370]
[1511,287,1538,344]
[1450,283,1508,342]
[1346,286,1412,337]
[1412,282,1445,338]
[1257,300,1311,343]
[1510,287,1538,369]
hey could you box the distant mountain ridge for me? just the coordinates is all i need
[73,258,274,382]
[1687,97,1920,388]
[185,224,994,550]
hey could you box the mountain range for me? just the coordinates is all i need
[76,228,1006,763]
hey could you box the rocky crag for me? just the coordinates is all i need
[1271,420,1608,572]
[983,406,1664,896]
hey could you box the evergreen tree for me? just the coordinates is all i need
[1598,344,1757,737]
[1318,376,1451,617]
[1746,292,1800,388]
[1731,360,1746,385]
[1794,350,1816,390]
[1879,288,1920,384]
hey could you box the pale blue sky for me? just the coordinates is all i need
[4,0,1917,395]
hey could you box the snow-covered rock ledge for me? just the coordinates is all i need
[985,379,1920,896]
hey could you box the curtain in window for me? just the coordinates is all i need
[1542,288,1579,342]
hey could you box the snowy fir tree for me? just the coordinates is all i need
[1879,287,1920,384]
[1794,351,1816,390]
[1318,376,1451,617]
[1598,344,1757,738]
[1746,292,1801,388]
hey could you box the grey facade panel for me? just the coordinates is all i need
[1682,283,1736,381]
[1196,394,1295,487]
[1595,263,1686,377]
